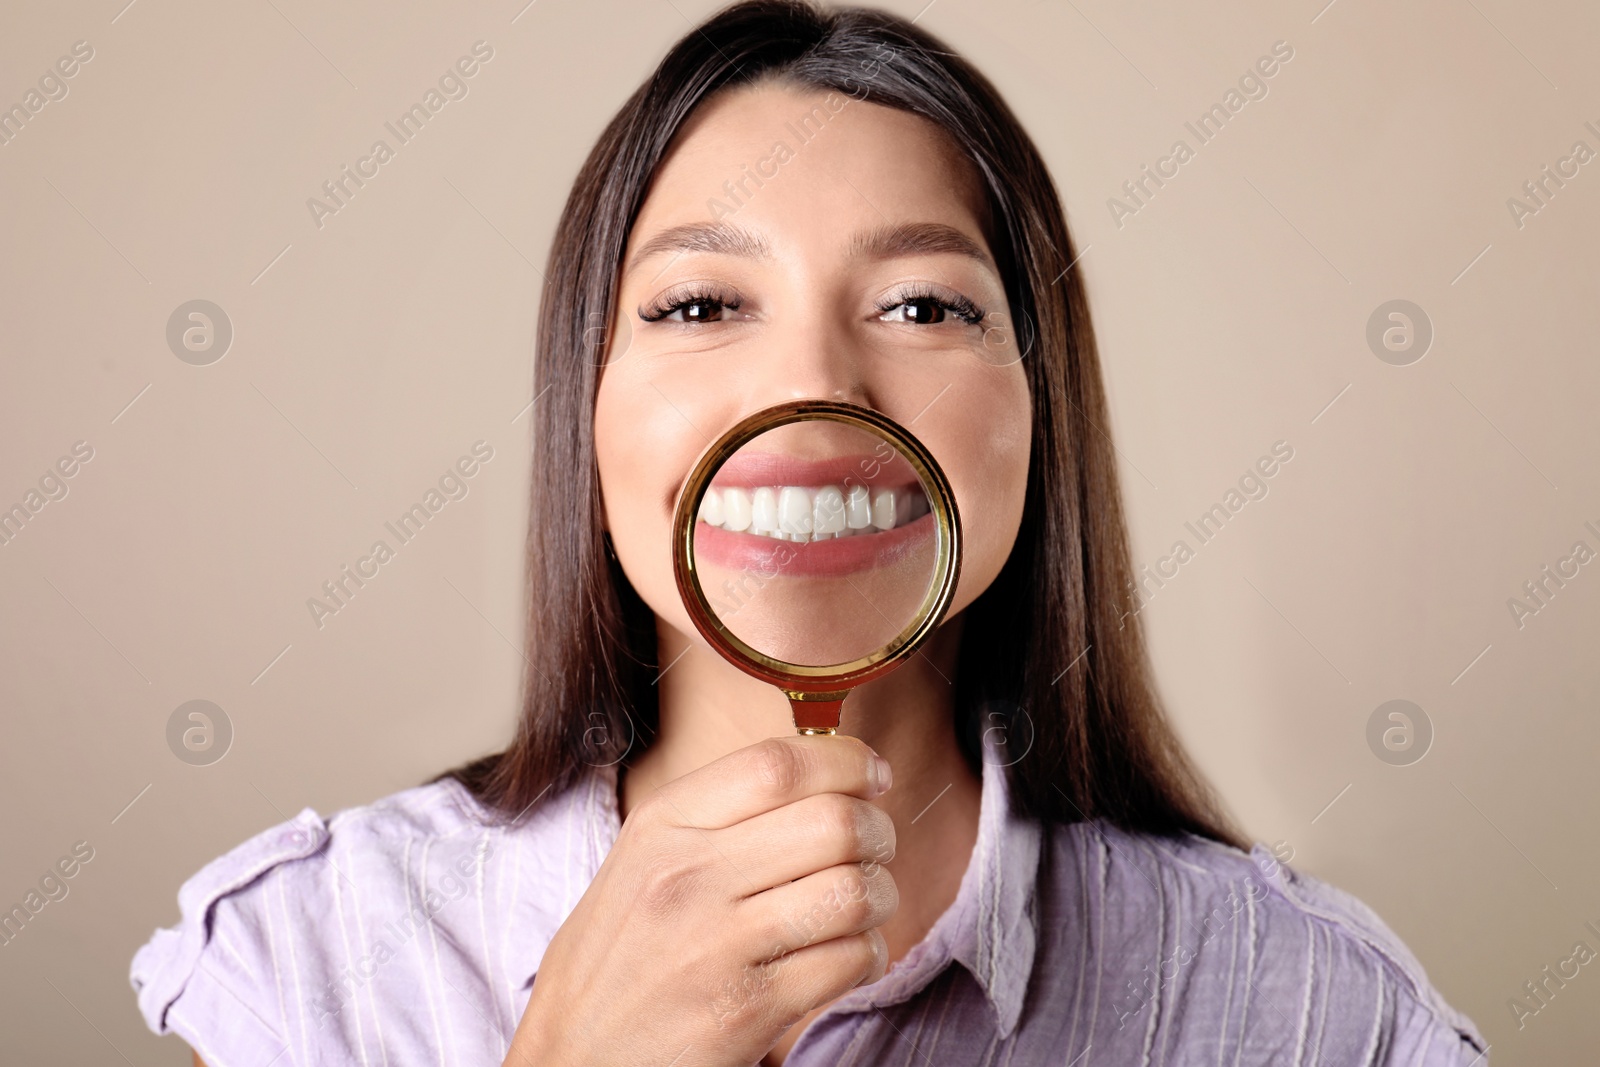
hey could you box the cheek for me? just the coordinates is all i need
[937,365,1030,612]
[593,366,705,625]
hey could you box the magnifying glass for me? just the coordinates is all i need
[671,399,962,736]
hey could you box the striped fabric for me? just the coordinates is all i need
[130,747,1487,1065]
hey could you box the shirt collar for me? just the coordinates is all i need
[511,735,1041,1039]
[823,734,1041,1037]
[951,738,1043,1037]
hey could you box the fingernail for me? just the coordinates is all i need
[872,755,893,796]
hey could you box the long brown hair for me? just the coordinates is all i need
[438,0,1244,849]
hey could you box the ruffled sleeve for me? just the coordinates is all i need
[129,807,329,1065]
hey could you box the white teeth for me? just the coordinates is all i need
[721,487,752,532]
[813,486,846,536]
[750,487,778,536]
[699,482,928,541]
[870,488,898,531]
[845,484,872,530]
[699,488,724,526]
[778,486,813,538]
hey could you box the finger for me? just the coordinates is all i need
[651,733,891,829]
[715,791,896,894]
[733,928,888,1031]
[738,860,897,961]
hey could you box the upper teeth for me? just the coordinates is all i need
[699,484,929,541]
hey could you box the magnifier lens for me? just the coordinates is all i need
[689,419,939,669]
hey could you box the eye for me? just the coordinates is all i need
[875,288,986,326]
[639,285,741,324]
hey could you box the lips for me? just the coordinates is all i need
[694,509,935,578]
[691,450,935,578]
[708,450,919,493]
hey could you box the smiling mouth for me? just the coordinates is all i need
[697,480,930,541]
[686,448,937,578]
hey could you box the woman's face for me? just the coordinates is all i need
[594,81,1031,652]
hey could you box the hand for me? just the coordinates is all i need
[503,734,898,1067]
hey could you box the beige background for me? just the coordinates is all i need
[1,0,1595,1062]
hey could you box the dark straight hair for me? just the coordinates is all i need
[438,0,1245,849]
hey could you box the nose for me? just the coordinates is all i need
[747,318,876,410]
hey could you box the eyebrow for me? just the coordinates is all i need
[625,222,771,276]
[848,221,992,268]
[623,220,993,276]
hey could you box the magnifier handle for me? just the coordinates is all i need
[789,695,845,735]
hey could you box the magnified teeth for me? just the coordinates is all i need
[699,483,929,541]
[778,486,813,538]
[750,487,778,536]
[870,488,898,531]
[813,486,846,536]
[845,484,872,530]
[721,487,752,532]
[699,488,724,526]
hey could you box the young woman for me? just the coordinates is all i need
[131,3,1487,1064]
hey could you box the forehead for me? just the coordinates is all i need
[629,80,992,253]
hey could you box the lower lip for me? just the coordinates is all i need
[692,511,936,579]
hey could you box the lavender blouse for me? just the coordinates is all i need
[130,749,1487,1066]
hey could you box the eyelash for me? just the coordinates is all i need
[638,285,741,323]
[874,287,986,326]
[638,285,987,327]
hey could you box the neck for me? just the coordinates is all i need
[619,612,975,822]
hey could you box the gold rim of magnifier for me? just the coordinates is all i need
[671,399,962,705]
